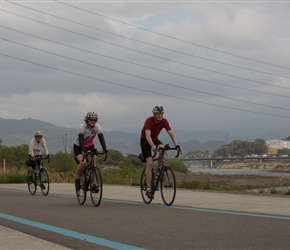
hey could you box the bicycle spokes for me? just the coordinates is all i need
[90,167,103,207]
[160,167,176,206]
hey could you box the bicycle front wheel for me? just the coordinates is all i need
[160,166,176,206]
[140,168,153,204]
[76,174,87,205]
[27,171,37,195]
[39,168,50,196]
[90,167,103,207]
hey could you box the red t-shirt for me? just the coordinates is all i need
[141,116,171,140]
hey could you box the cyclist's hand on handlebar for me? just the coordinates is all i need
[103,150,108,161]
[80,150,86,162]
[151,145,158,153]
[175,145,182,154]
[47,154,51,163]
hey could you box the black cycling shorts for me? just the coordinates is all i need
[73,144,95,157]
[140,138,162,161]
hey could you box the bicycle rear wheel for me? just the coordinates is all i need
[140,168,153,204]
[160,166,176,206]
[90,167,103,207]
[39,168,50,196]
[76,174,87,205]
[27,171,37,195]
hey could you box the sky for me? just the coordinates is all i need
[1,0,290,136]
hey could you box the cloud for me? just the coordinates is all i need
[1,1,290,137]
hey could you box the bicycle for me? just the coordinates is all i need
[27,155,50,196]
[140,144,180,206]
[75,149,107,207]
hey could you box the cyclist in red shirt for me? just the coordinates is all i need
[140,106,181,198]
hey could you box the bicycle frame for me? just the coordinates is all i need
[75,149,106,207]
[140,144,179,206]
[27,155,50,196]
[152,144,179,191]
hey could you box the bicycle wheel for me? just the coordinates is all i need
[76,174,87,205]
[27,171,37,195]
[39,168,50,196]
[160,166,176,206]
[90,167,103,207]
[140,168,153,204]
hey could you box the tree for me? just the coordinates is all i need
[167,158,188,173]
[214,139,267,157]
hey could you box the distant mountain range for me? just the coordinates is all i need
[0,117,288,155]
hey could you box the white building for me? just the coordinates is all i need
[265,140,290,149]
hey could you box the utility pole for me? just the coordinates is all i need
[62,134,67,153]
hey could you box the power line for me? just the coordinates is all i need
[57,0,290,71]
[2,51,290,119]
[3,36,290,113]
[6,1,290,80]
[2,24,289,100]
[2,9,290,91]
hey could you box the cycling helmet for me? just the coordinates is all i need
[34,131,43,137]
[152,105,164,114]
[84,111,98,122]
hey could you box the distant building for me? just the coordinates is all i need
[265,140,290,149]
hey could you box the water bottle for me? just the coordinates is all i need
[86,168,90,180]
[155,169,160,179]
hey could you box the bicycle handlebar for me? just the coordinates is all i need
[29,155,49,161]
[152,144,181,158]
[82,149,108,162]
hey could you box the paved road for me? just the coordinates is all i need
[1,183,290,249]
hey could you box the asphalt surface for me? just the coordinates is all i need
[1,183,290,249]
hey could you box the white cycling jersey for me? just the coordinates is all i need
[74,122,103,148]
[28,138,49,156]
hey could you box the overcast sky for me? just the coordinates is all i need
[1,0,290,136]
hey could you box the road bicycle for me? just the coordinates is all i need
[75,149,107,207]
[27,155,50,196]
[140,144,180,206]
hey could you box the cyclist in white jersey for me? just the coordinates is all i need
[74,111,108,191]
[26,131,50,183]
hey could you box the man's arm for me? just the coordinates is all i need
[167,130,178,146]
[42,138,49,155]
[145,130,158,151]
[28,139,35,156]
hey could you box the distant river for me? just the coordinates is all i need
[190,167,290,177]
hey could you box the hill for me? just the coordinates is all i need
[0,117,226,155]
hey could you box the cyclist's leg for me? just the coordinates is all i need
[74,144,87,190]
[28,159,36,182]
[140,167,153,204]
[155,139,163,170]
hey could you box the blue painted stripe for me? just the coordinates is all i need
[0,213,145,250]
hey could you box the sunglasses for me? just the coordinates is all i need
[89,119,97,122]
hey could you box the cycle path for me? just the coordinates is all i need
[1,183,290,249]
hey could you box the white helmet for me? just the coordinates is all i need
[34,131,43,137]
[84,111,98,122]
